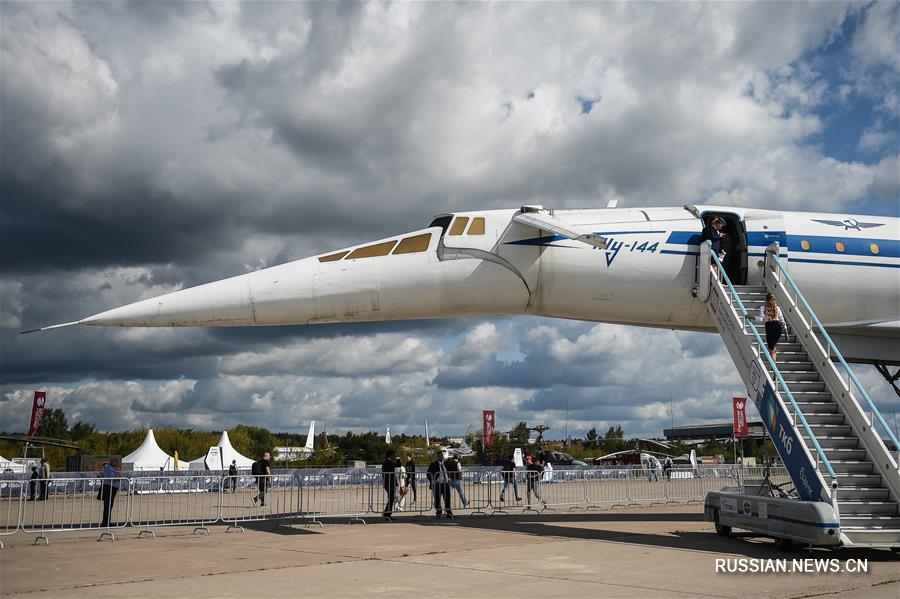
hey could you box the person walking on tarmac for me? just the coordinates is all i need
[227,460,238,493]
[426,450,454,519]
[38,458,50,500]
[526,456,548,508]
[404,453,417,504]
[98,461,120,527]
[446,454,469,508]
[28,466,38,501]
[499,453,521,502]
[381,449,399,521]
[250,452,271,507]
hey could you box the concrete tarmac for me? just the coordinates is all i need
[1,505,897,598]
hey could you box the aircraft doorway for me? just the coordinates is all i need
[702,212,747,285]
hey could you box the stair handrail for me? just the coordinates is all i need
[708,245,838,486]
[764,248,900,458]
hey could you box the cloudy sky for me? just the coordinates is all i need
[1,1,898,442]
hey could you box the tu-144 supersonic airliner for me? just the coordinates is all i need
[28,204,899,369]
[26,203,900,548]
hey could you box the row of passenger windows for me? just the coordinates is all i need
[318,233,432,263]
[798,240,880,254]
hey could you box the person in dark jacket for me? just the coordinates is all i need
[445,455,468,508]
[381,450,398,520]
[404,453,416,504]
[227,460,238,493]
[526,457,548,508]
[28,466,38,501]
[498,454,520,502]
[250,452,271,507]
[98,462,120,527]
[701,216,725,261]
[426,450,454,519]
[38,458,50,500]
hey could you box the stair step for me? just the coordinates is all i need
[793,403,840,416]
[836,473,883,487]
[783,381,827,391]
[788,389,833,398]
[806,424,853,436]
[837,501,898,515]
[803,413,846,425]
[775,362,815,372]
[780,372,821,382]
[821,448,869,460]
[840,515,900,527]
[842,528,900,546]
[830,461,875,474]
[837,487,891,501]
[799,436,860,449]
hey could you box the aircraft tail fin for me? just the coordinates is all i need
[305,421,315,450]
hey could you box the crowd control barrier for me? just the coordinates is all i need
[130,474,222,537]
[20,477,128,544]
[0,480,24,548]
[220,474,303,532]
[0,466,789,545]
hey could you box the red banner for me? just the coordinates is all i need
[28,391,47,439]
[732,397,749,438]
[483,410,495,448]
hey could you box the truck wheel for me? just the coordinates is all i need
[714,511,731,537]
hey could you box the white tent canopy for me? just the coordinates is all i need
[122,429,188,471]
[189,431,255,471]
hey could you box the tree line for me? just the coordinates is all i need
[1,410,771,471]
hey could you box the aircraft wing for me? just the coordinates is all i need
[513,212,608,249]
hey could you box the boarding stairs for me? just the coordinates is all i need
[700,242,900,548]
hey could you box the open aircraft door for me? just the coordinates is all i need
[742,210,788,286]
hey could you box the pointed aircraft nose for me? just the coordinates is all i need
[81,270,261,327]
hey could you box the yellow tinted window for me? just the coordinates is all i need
[835,241,845,252]
[870,243,880,255]
[346,240,397,259]
[393,233,432,254]
[448,217,469,236]
[800,240,810,251]
[467,217,485,235]
[318,251,349,263]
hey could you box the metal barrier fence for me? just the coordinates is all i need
[0,479,24,548]
[220,474,303,531]
[20,477,128,544]
[0,466,789,545]
[130,474,222,537]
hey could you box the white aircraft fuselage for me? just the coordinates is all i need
[61,205,899,364]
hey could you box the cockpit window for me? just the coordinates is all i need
[318,251,349,263]
[466,217,485,235]
[346,240,398,259]
[448,216,469,236]
[393,233,431,254]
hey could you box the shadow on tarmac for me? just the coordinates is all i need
[344,510,900,562]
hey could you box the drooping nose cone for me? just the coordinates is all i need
[81,272,260,327]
